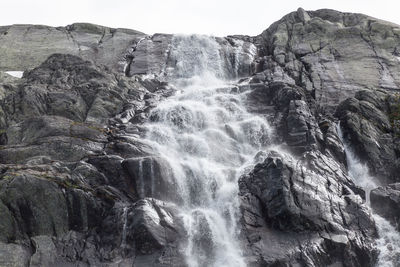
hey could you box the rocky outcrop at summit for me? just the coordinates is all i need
[0,23,144,72]
[255,8,400,112]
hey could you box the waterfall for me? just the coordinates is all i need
[141,34,270,266]
[137,158,145,198]
[337,123,400,267]
[120,205,129,252]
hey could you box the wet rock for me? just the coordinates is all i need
[65,189,103,232]
[245,81,329,155]
[0,173,69,239]
[319,119,347,164]
[1,54,159,126]
[244,82,303,131]
[239,150,377,266]
[122,156,179,201]
[128,198,183,255]
[126,34,173,76]
[6,116,105,145]
[126,34,257,79]
[0,200,15,243]
[286,99,322,152]
[250,56,296,85]
[336,89,400,183]
[99,199,185,266]
[0,242,31,267]
[370,183,400,230]
[29,236,57,267]
[0,42,189,267]
[87,155,136,198]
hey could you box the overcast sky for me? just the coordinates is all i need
[2,0,400,36]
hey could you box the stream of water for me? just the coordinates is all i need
[337,123,400,266]
[140,34,270,267]
[131,33,400,266]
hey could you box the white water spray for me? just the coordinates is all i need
[337,123,400,266]
[120,205,128,252]
[141,34,267,266]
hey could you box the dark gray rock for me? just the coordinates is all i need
[245,82,344,160]
[286,99,322,152]
[126,198,184,256]
[336,89,400,183]
[29,236,58,267]
[0,162,185,266]
[256,8,400,112]
[0,173,69,239]
[126,34,257,79]
[122,156,179,202]
[239,150,377,266]
[0,242,31,267]
[371,183,400,230]
[0,52,183,266]
[2,54,151,125]
[97,199,186,266]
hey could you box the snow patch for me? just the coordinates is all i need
[79,46,91,51]
[5,71,23,78]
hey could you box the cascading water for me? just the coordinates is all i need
[141,34,270,266]
[120,205,129,251]
[337,123,400,267]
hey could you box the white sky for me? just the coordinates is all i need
[2,0,400,36]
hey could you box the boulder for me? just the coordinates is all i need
[239,150,377,266]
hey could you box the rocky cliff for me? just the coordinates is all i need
[0,23,144,72]
[0,8,400,267]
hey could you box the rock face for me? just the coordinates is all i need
[0,23,144,72]
[0,7,400,267]
[336,89,400,183]
[239,151,376,266]
[255,8,400,112]
[124,34,257,79]
[0,54,183,266]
